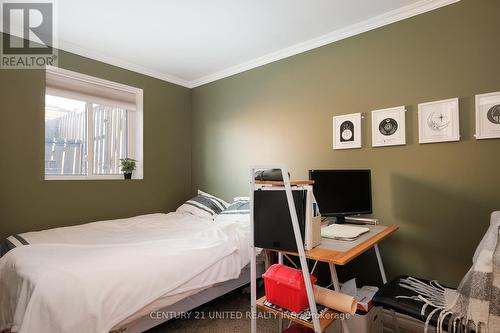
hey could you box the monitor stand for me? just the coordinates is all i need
[335,216,347,224]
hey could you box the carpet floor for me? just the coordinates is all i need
[146,287,280,333]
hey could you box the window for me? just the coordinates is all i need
[45,95,87,175]
[44,67,143,180]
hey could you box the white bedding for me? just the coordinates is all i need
[0,213,251,333]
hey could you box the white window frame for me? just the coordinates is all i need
[44,66,143,180]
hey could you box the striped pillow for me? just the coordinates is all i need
[0,234,29,257]
[176,190,229,219]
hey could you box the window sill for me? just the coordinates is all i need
[44,175,143,181]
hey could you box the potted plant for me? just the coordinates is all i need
[120,158,137,179]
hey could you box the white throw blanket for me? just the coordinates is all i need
[399,211,500,332]
[0,213,249,333]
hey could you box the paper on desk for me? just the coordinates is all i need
[321,224,370,240]
[340,278,379,312]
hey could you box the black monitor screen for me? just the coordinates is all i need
[309,169,372,217]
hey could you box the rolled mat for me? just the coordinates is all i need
[313,285,357,315]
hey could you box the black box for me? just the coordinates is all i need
[254,189,306,251]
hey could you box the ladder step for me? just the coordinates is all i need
[256,296,337,332]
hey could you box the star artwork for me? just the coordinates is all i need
[418,98,460,144]
[427,112,451,131]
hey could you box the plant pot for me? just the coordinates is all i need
[124,173,132,179]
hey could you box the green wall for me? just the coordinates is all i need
[0,0,499,287]
[0,46,192,241]
[191,0,500,286]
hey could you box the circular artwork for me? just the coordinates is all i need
[379,118,398,136]
[487,105,500,124]
[342,129,353,140]
[340,120,354,142]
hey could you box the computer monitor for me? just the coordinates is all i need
[309,169,372,223]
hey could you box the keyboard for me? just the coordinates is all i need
[321,224,370,240]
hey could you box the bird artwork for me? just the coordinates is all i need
[427,111,450,131]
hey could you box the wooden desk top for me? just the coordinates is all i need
[274,225,398,265]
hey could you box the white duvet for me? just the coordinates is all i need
[0,213,251,333]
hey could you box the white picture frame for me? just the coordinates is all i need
[418,98,460,144]
[475,91,500,140]
[333,113,362,150]
[371,106,406,147]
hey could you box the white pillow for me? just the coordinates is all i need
[176,190,229,219]
[233,196,249,202]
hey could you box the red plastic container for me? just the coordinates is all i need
[262,264,317,313]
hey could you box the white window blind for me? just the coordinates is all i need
[46,68,138,111]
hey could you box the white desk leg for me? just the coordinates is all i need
[374,244,387,284]
[329,263,341,290]
[329,264,350,333]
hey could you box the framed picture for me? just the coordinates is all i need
[371,106,406,147]
[333,113,362,150]
[475,91,500,140]
[418,98,460,144]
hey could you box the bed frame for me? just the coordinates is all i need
[115,262,265,333]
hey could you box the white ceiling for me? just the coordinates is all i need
[8,0,459,87]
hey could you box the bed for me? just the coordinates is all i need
[0,202,263,333]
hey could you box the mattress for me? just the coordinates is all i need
[0,212,253,333]
[113,261,266,333]
[113,252,246,330]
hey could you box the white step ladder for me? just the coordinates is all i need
[249,165,322,333]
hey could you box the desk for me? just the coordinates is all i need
[278,225,398,266]
[250,172,397,333]
[271,224,398,333]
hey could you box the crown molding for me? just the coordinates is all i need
[1,0,459,89]
[56,39,193,88]
[0,29,193,88]
[189,0,460,88]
